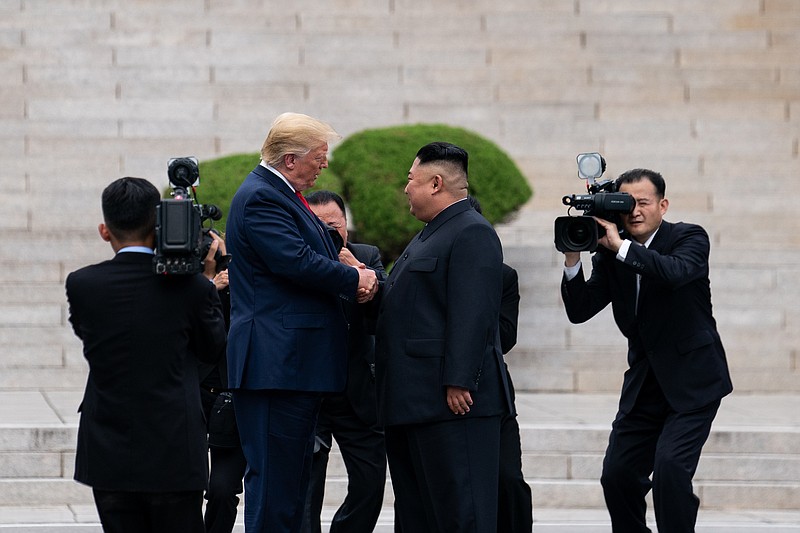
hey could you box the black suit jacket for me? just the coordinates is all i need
[561,221,733,413]
[225,164,358,393]
[375,200,510,426]
[499,263,520,355]
[66,252,227,491]
[342,242,386,426]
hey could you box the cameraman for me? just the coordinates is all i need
[66,177,227,533]
[559,168,732,533]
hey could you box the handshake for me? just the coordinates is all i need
[338,247,379,303]
[356,268,379,303]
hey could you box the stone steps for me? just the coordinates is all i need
[1,394,797,511]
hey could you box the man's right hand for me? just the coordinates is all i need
[564,251,581,267]
[356,267,378,302]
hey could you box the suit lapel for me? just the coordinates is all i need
[634,221,672,314]
[255,166,337,258]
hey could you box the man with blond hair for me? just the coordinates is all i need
[225,112,378,533]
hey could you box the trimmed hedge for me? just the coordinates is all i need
[191,124,532,262]
[328,123,532,260]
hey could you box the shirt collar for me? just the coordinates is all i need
[642,226,660,248]
[117,246,155,255]
[260,160,295,193]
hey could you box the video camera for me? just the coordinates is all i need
[153,157,230,275]
[554,153,635,252]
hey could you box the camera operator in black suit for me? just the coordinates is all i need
[300,190,387,533]
[559,168,732,532]
[66,177,227,533]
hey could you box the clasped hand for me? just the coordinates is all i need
[355,265,378,303]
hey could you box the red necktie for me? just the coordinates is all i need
[296,191,311,211]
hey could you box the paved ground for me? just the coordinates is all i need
[0,508,799,532]
[2,390,799,531]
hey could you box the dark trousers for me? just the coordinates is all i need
[233,389,322,533]
[301,395,386,533]
[601,370,720,533]
[498,411,533,533]
[386,415,501,533]
[92,488,204,533]
[498,371,533,533]
[205,444,247,533]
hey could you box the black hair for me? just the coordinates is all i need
[615,168,666,198]
[415,141,468,176]
[101,177,160,241]
[305,190,346,217]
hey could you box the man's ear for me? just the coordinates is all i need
[432,175,441,190]
[98,223,112,243]
[283,153,296,169]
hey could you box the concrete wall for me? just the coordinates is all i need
[1,0,798,392]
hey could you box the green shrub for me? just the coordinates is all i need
[193,153,256,228]
[192,124,532,261]
[188,153,342,234]
[329,123,532,260]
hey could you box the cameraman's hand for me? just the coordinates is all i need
[203,232,226,281]
[594,217,623,252]
[338,247,364,268]
[212,269,229,291]
[563,252,581,267]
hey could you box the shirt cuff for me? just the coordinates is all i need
[564,261,581,281]
[616,239,632,262]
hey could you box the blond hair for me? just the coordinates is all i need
[261,112,340,167]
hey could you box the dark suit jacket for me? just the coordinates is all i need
[342,242,386,426]
[375,200,510,426]
[500,263,520,355]
[561,221,733,413]
[66,251,227,491]
[225,164,359,393]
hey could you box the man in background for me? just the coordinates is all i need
[66,176,227,533]
[301,190,387,533]
[468,195,533,533]
[225,112,378,532]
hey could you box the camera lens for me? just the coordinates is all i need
[567,221,590,245]
[554,216,598,252]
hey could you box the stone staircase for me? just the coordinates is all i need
[0,0,798,525]
[1,392,798,519]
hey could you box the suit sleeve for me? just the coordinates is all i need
[242,192,359,298]
[189,278,228,364]
[365,246,387,282]
[499,265,520,355]
[560,252,614,324]
[65,273,83,341]
[443,223,503,389]
[623,224,710,288]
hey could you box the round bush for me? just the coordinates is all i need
[329,123,532,260]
